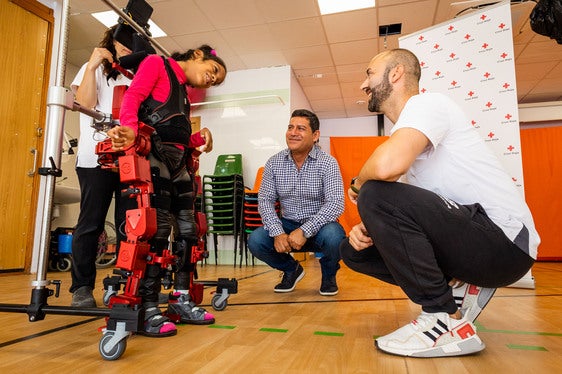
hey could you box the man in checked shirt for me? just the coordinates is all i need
[248,109,346,296]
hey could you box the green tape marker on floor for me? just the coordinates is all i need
[208,325,236,329]
[260,328,288,333]
[506,344,548,351]
[314,331,344,337]
[476,321,562,336]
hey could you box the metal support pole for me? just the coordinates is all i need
[32,0,71,292]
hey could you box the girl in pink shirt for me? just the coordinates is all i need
[108,45,226,337]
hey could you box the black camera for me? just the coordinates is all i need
[113,0,154,51]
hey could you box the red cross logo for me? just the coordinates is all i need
[466,62,472,68]
[435,71,441,76]
[486,102,493,108]
[465,34,471,40]
[505,113,512,120]
[488,132,494,138]
[484,72,491,78]
[468,91,475,97]
[499,23,505,29]
[482,43,489,49]
[503,82,510,89]
[501,52,508,59]
[451,81,457,86]
[507,145,514,151]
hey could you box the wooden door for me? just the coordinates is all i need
[0,0,53,271]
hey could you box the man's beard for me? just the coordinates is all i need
[367,69,393,113]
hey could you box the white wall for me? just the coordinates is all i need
[196,65,292,188]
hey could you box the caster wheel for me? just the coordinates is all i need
[56,257,72,272]
[211,293,227,311]
[99,331,127,361]
[103,290,116,306]
[48,259,57,271]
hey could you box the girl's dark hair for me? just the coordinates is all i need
[99,25,119,77]
[171,44,227,76]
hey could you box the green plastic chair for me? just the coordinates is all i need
[202,154,245,266]
[214,154,243,176]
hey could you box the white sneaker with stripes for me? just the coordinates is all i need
[375,312,485,357]
[452,283,496,322]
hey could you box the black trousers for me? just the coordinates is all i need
[140,145,197,304]
[340,180,534,314]
[70,167,133,292]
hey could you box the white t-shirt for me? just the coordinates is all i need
[71,63,131,168]
[391,93,539,259]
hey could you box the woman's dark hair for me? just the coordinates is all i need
[291,109,320,132]
[98,25,119,77]
[171,44,227,77]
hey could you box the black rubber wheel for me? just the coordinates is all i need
[56,257,72,272]
[211,293,228,311]
[103,289,116,306]
[99,331,127,361]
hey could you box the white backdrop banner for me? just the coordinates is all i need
[399,1,524,192]
[399,1,534,288]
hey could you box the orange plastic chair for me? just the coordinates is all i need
[245,166,264,194]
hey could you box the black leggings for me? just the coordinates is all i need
[340,180,534,314]
[141,144,197,304]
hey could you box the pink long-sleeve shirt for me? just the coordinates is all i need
[119,54,204,148]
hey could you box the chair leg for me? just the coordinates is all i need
[242,231,246,267]
[213,233,218,265]
[233,229,238,268]
[238,230,244,268]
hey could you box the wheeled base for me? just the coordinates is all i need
[103,272,238,312]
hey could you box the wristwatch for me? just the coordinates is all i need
[350,176,360,194]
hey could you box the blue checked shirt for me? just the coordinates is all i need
[258,145,345,238]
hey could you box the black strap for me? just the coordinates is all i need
[138,56,190,125]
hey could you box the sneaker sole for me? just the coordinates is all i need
[179,318,215,325]
[274,269,305,293]
[319,289,338,296]
[376,334,486,357]
[137,329,178,338]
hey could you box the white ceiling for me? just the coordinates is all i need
[67,0,562,119]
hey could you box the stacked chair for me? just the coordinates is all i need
[202,154,245,266]
[242,167,280,266]
[241,167,264,266]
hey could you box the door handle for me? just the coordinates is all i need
[28,148,38,176]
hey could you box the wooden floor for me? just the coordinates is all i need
[0,257,561,373]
